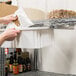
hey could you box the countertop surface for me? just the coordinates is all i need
[9,71,76,76]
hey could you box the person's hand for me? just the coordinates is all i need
[0,14,17,24]
[2,28,20,41]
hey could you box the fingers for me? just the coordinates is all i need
[1,14,18,24]
[6,14,18,21]
[12,28,20,36]
[14,33,17,37]
[11,16,18,21]
[10,28,20,33]
[5,28,20,36]
[9,14,18,21]
[4,28,20,41]
[16,30,20,33]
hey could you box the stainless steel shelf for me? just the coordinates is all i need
[0,48,5,76]
[1,18,76,32]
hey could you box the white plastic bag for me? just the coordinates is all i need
[1,7,34,48]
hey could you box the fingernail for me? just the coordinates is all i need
[13,14,17,17]
[17,30,20,33]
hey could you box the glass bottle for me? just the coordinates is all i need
[5,65,8,76]
[26,57,31,71]
[5,57,8,76]
[18,51,23,73]
[9,52,13,73]
[13,60,19,75]
[22,58,27,72]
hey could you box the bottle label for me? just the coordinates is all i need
[19,64,23,72]
[27,63,31,71]
[9,64,13,72]
[13,66,19,74]
[23,65,26,71]
[5,48,9,55]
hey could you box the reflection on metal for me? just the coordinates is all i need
[49,18,76,29]
[1,17,76,31]
[33,17,76,29]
